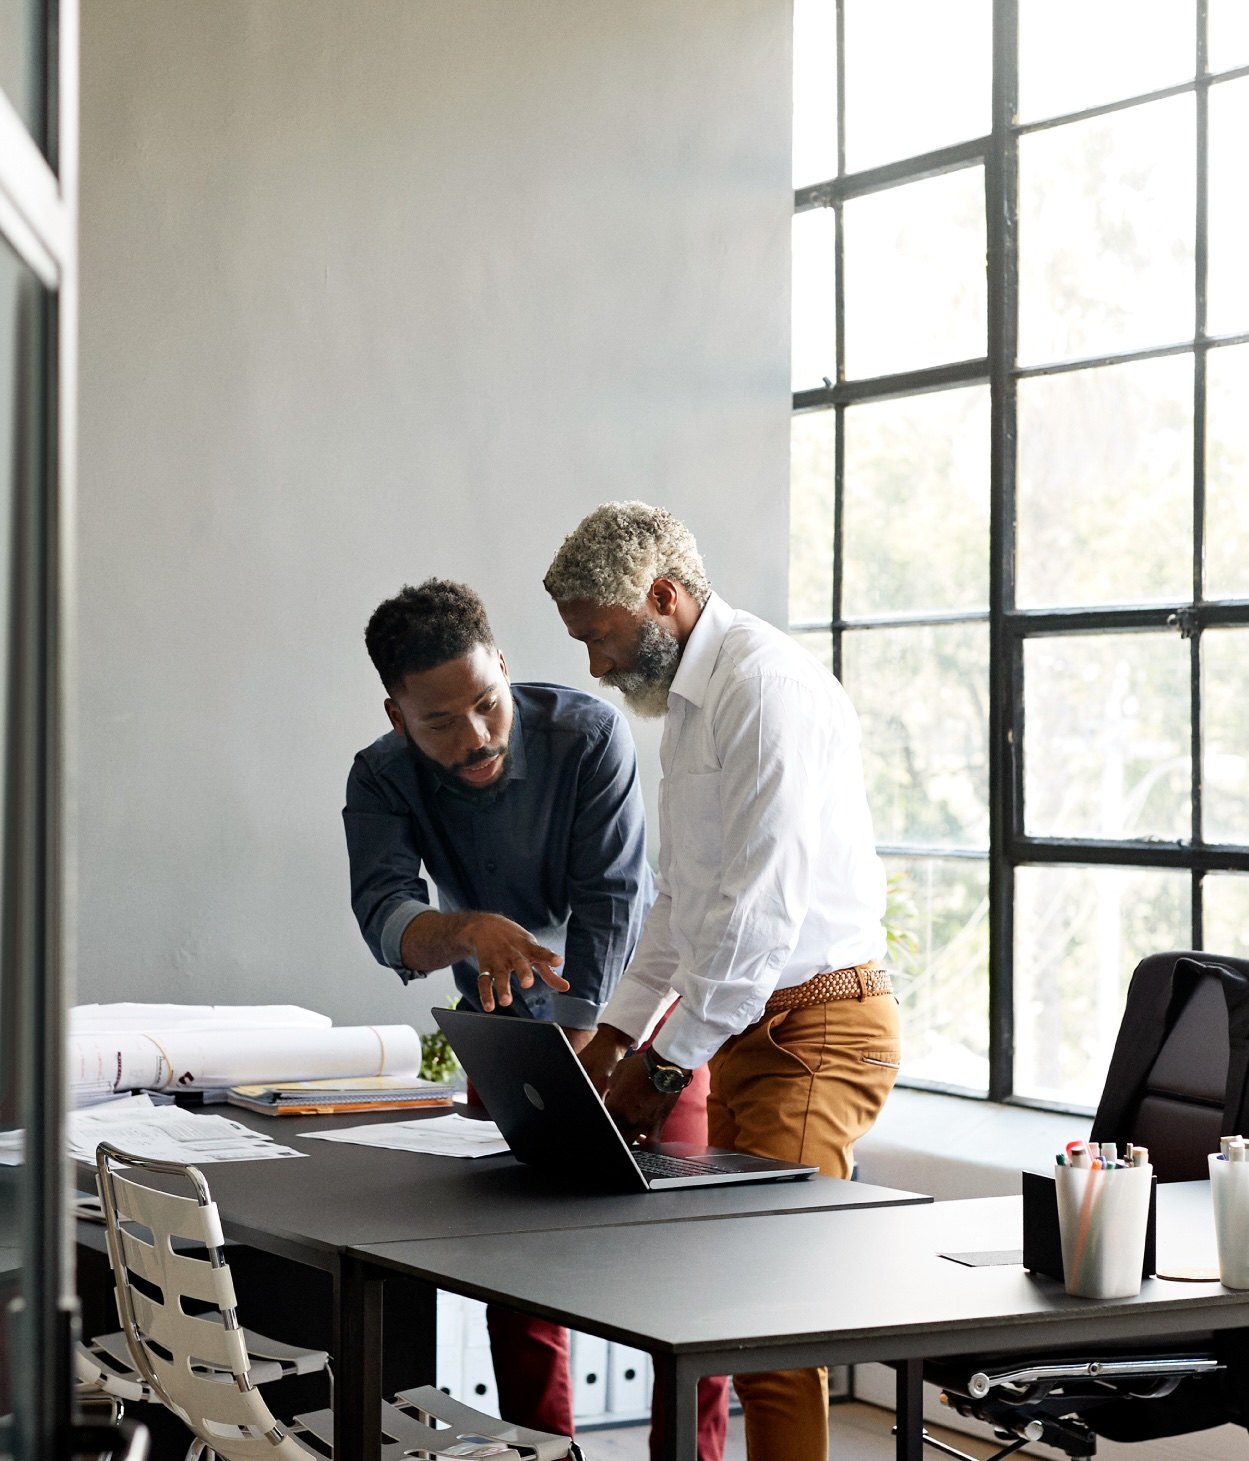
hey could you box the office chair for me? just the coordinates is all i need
[75,1331,156,1422]
[93,1143,582,1461]
[923,951,1249,1461]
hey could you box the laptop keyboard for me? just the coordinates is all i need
[632,1150,737,1179]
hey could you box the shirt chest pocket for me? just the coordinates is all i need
[671,769,723,883]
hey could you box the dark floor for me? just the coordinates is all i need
[585,1400,1004,1460]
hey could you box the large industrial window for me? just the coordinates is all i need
[791,0,1249,1110]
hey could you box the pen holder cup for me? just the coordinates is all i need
[1054,1163,1153,1300]
[1209,1153,1249,1290]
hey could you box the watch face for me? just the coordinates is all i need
[651,1065,689,1095]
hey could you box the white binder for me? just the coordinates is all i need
[435,1290,465,1400]
[607,1342,651,1415]
[571,1331,609,1419]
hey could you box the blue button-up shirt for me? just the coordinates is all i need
[343,683,653,1029]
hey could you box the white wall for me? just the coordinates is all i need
[76,1,793,1027]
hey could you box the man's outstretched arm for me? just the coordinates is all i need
[399,908,570,1018]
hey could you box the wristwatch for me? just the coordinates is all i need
[643,1046,693,1094]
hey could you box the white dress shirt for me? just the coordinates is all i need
[599,593,886,1070]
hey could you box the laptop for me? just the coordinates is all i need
[433,1007,818,1192]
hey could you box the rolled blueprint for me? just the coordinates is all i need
[70,1023,423,1092]
[70,1004,332,1033]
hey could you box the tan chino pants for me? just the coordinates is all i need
[706,991,901,1461]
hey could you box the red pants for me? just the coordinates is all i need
[486,1066,729,1459]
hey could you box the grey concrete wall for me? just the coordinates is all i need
[76,0,792,1028]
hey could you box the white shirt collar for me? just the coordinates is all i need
[668,592,734,710]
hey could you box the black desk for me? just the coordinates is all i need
[357,1182,1249,1461]
[80,1105,929,1461]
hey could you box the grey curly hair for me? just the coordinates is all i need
[543,501,712,609]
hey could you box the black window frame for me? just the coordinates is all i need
[792,0,1249,1110]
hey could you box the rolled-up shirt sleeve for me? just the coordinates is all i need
[343,754,432,981]
[651,674,828,1070]
[556,711,654,1028]
[598,884,680,1046]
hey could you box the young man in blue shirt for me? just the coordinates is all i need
[343,578,728,1459]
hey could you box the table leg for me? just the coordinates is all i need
[654,1354,698,1461]
[334,1257,384,1461]
[895,1357,923,1461]
[404,1278,438,1388]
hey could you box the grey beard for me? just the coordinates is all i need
[601,618,681,719]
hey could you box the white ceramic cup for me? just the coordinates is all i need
[1055,1163,1153,1299]
[1208,1153,1249,1289]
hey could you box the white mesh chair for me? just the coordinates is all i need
[75,1332,156,1413]
[291,1387,582,1461]
[94,1142,581,1461]
[94,1142,330,1461]
[394,1387,583,1461]
[74,1328,328,1418]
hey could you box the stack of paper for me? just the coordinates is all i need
[69,1094,304,1164]
[304,1113,510,1159]
[229,1075,453,1117]
[72,1077,120,1109]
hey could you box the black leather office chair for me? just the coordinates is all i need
[923,951,1249,1461]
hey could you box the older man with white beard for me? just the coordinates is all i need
[544,502,901,1461]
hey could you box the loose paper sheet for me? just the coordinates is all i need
[304,1114,510,1159]
[69,1095,303,1164]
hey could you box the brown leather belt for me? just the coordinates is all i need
[764,962,893,1015]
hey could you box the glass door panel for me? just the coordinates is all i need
[789,410,836,625]
[843,622,989,850]
[1019,95,1195,365]
[793,0,837,188]
[843,386,989,615]
[792,208,837,391]
[1209,1,1249,73]
[884,854,989,1094]
[1023,633,1190,842]
[1202,628,1249,845]
[1206,344,1249,601]
[842,0,990,172]
[843,167,986,378]
[1205,873,1249,958]
[1015,864,1191,1107]
[1016,355,1193,608]
[1018,0,1194,123]
[1207,77,1249,338]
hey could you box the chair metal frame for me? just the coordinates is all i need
[94,1141,321,1461]
[93,1142,581,1461]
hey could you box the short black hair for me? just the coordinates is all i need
[364,579,496,691]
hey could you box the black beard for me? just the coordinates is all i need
[601,618,682,719]
[406,737,513,804]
